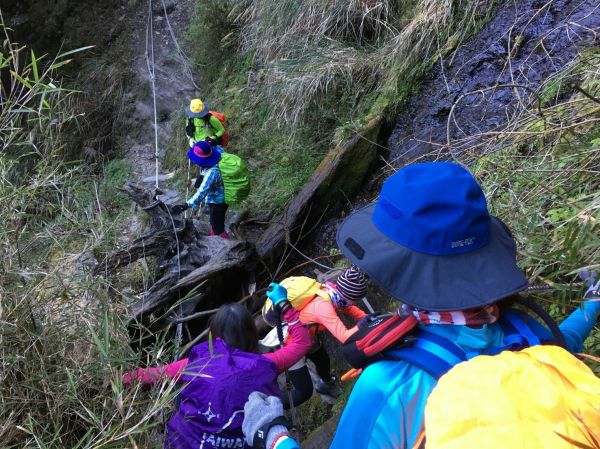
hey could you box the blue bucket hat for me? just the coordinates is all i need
[336,162,528,311]
[187,141,221,167]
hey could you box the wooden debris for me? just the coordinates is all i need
[95,182,257,324]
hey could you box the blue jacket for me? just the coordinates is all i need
[187,166,225,206]
[329,300,600,449]
[187,146,226,207]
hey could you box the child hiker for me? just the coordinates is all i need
[262,266,368,403]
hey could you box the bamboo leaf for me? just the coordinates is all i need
[31,49,39,82]
[10,70,32,89]
[55,45,95,59]
[50,59,73,70]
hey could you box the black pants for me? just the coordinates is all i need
[208,203,228,235]
[280,364,313,409]
[307,345,332,382]
[279,345,333,409]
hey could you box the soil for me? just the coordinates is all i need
[119,0,197,182]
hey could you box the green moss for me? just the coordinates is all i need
[184,0,501,217]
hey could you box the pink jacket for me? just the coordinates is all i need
[123,308,311,384]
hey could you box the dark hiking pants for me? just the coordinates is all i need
[209,203,228,235]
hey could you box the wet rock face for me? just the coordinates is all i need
[2,0,122,53]
[388,0,600,164]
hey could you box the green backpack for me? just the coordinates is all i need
[217,153,250,205]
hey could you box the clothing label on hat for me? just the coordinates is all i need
[451,237,476,249]
[344,238,365,259]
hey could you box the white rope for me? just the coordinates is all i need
[160,0,200,92]
[166,206,184,351]
[158,0,201,215]
[147,0,182,348]
[146,0,160,190]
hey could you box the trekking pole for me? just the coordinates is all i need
[274,302,299,432]
[362,297,375,314]
[185,159,191,219]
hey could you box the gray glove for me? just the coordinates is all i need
[579,269,600,300]
[242,392,290,448]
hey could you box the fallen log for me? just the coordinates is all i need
[94,182,186,274]
[256,114,389,266]
[128,237,255,320]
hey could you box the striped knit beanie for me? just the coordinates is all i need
[335,266,368,302]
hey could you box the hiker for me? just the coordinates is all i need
[328,161,600,449]
[262,267,368,400]
[171,141,229,238]
[123,285,312,449]
[185,98,225,147]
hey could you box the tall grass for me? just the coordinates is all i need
[184,0,497,213]
[460,50,600,367]
[232,0,495,130]
[0,22,176,448]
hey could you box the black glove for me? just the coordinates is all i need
[205,136,217,146]
[171,204,189,215]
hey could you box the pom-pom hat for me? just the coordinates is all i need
[336,162,528,311]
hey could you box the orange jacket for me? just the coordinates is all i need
[298,295,366,344]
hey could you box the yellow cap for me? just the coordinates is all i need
[189,99,205,113]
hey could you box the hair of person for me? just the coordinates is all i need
[209,303,259,353]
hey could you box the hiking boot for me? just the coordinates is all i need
[315,374,338,396]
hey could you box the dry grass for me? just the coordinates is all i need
[224,0,495,130]
[0,19,177,448]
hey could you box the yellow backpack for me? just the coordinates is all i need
[424,345,600,449]
[262,276,330,325]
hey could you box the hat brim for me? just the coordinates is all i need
[185,105,210,118]
[336,204,528,311]
[187,147,221,167]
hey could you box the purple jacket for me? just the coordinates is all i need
[165,338,280,449]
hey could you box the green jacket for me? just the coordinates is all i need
[187,114,224,143]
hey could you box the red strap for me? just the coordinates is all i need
[356,315,399,350]
[363,315,418,357]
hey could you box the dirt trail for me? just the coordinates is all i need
[121,0,197,184]
[388,0,600,164]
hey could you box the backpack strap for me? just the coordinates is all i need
[313,288,331,302]
[496,309,540,350]
[383,309,550,379]
[514,295,567,349]
[186,117,195,138]
[385,330,468,379]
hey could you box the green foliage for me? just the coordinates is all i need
[0,24,175,448]
[186,0,236,83]
[470,50,600,365]
[99,159,133,213]
[185,0,499,215]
